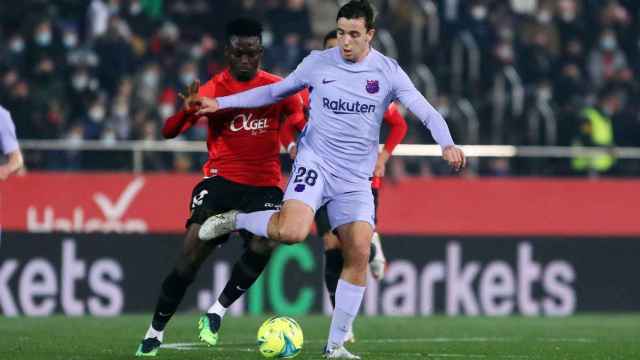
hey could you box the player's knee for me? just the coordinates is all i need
[277,226,307,245]
[347,243,370,268]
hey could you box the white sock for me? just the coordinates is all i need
[328,279,365,349]
[145,324,164,342]
[207,300,228,318]
[236,210,276,238]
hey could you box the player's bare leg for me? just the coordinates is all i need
[199,234,278,346]
[136,224,221,356]
[323,221,371,359]
[199,199,314,245]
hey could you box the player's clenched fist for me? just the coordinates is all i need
[443,145,466,171]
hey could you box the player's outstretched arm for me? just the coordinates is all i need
[392,67,465,171]
[197,51,320,116]
[197,74,306,116]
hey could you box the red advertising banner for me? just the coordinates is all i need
[2,173,197,233]
[376,178,640,236]
[3,173,640,235]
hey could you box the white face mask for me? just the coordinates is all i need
[537,11,552,24]
[471,6,487,21]
[180,72,196,86]
[142,71,159,87]
[191,45,204,59]
[10,38,25,53]
[159,104,175,119]
[35,31,52,46]
[72,74,89,90]
[102,131,117,144]
[89,106,106,122]
[601,36,617,51]
[63,33,78,48]
[130,1,142,14]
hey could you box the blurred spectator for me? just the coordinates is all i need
[554,0,587,45]
[266,33,306,75]
[94,16,134,93]
[571,86,625,175]
[588,29,629,88]
[268,0,313,45]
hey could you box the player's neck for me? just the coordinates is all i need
[228,68,259,83]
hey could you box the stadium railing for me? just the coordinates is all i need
[20,140,640,173]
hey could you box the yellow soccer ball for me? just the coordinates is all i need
[256,316,304,358]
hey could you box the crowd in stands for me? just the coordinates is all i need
[1,0,639,176]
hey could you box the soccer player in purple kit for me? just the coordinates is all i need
[196,1,465,358]
[0,105,24,181]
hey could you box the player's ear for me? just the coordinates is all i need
[366,28,375,43]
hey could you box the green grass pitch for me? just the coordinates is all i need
[1,314,639,359]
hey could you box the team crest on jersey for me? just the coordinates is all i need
[366,80,379,94]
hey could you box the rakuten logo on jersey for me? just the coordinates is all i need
[322,97,376,115]
[230,113,269,134]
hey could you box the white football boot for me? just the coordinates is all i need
[323,345,361,359]
[369,232,387,280]
[198,210,239,241]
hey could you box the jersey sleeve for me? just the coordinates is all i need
[0,109,19,154]
[279,92,306,149]
[381,103,408,153]
[198,78,217,98]
[217,52,318,110]
[391,65,454,148]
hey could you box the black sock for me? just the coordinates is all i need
[369,242,376,263]
[206,313,222,332]
[218,249,271,308]
[324,249,344,308]
[151,268,195,332]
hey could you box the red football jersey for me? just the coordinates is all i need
[189,69,304,187]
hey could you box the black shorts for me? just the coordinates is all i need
[315,188,379,236]
[186,176,283,232]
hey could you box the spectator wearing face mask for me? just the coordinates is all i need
[4,33,27,71]
[27,20,63,70]
[555,0,587,44]
[588,29,629,88]
[94,16,134,93]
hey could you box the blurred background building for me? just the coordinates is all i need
[1,0,639,176]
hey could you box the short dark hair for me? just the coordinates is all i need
[323,30,337,47]
[336,0,376,30]
[225,17,263,44]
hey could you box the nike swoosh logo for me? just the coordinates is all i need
[236,285,247,292]
[158,312,173,317]
[322,79,336,84]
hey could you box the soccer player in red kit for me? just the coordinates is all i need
[282,30,408,343]
[135,18,304,356]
